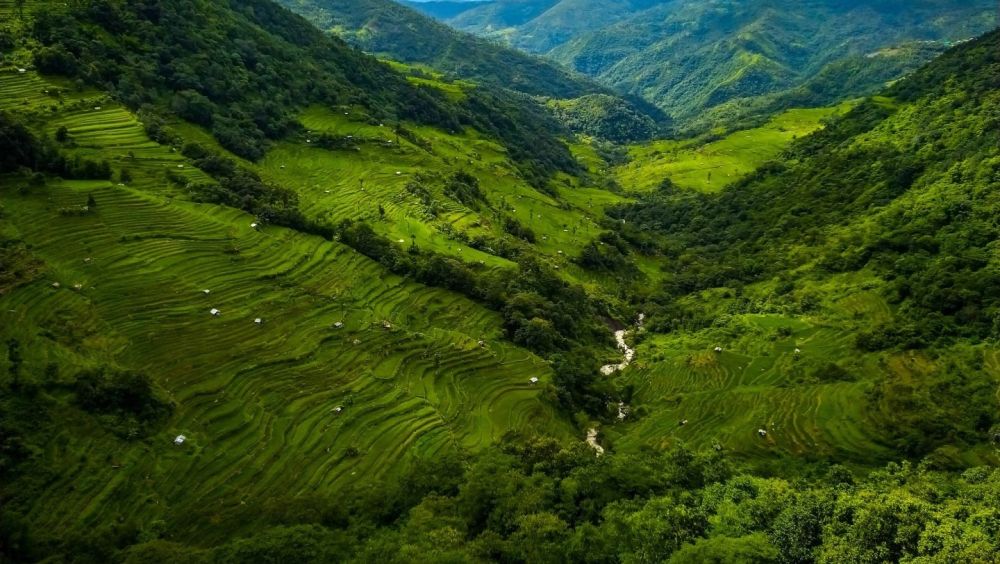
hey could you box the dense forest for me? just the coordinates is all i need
[420,0,997,133]
[1,0,999,562]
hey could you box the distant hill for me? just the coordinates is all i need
[431,0,997,131]
[276,0,602,99]
[276,0,667,139]
[399,0,487,20]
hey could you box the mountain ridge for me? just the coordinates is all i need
[420,0,997,130]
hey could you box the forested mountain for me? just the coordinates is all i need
[276,0,665,140]
[17,0,581,182]
[275,0,603,99]
[611,27,1000,461]
[421,0,997,131]
[2,0,1000,561]
[399,0,488,20]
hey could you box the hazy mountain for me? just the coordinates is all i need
[423,0,997,129]
[277,0,668,138]
[277,0,604,99]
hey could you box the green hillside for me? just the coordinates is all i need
[0,64,587,550]
[3,0,1000,561]
[0,0,618,557]
[435,0,997,132]
[615,103,854,193]
[399,0,487,20]
[276,0,600,99]
[276,0,665,141]
[610,28,1000,466]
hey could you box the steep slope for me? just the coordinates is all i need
[434,0,997,131]
[453,0,661,54]
[276,0,600,99]
[0,0,632,555]
[436,0,558,32]
[399,0,488,20]
[15,0,582,185]
[276,0,666,140]
[610,28,1000,463]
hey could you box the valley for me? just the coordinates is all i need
[1,0,999,561]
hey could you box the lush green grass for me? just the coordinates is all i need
[1,71,571,544]
[616,104,854,193]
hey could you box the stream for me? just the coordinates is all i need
[587,314,644,455]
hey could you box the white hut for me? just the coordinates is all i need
[757,429,767,438]
[210,308,220,316]
[174,435,186,445]
[714,346,723,353]
[529,377,539,384]
[254,318,263,325]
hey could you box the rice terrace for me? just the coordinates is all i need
[1,0,999,562]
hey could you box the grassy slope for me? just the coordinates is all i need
[605,30,1000,469]
[276,0,605,99]
[168,65,633,292]
[0,69,572,544]
[615,103,853,193]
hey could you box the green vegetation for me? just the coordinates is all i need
[547,94,658,144]
[2,0,999,561]
[19,0,582,184]
[278,0,665,142]
[610,28,1000,465]
[276,0,603,99]
[0,87,575,557]
[615,104,853,193]
[434,0,996,132]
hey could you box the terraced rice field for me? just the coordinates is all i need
[287,107,627,279]
[616,103,855,193]
[0,72,570,543]
[169,104,629,288]
[610,313,896,465]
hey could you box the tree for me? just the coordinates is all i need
[87,194,97,208]
[119,169,132,184]
[55,126,69,143]
[378,203,385,219]
[669,534,780,563]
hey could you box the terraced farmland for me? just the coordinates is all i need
[0,72,570,543]
[616,104,854,193]
[609,313,898,465]
[6,184,570,540]
[285,106,628,280]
